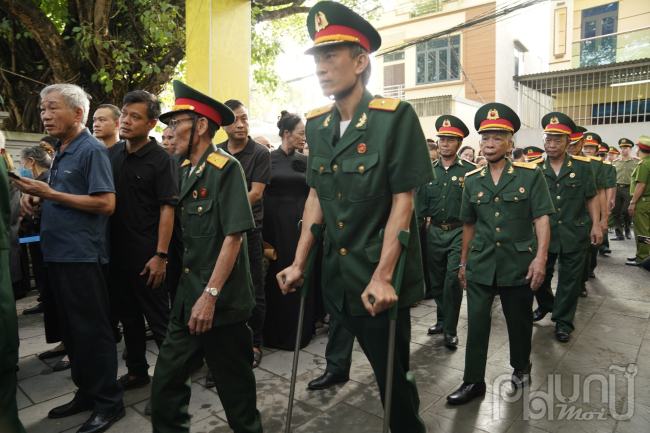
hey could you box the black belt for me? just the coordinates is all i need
[430,220,463,231]
[618,184,630,188]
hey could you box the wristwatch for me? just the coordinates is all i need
[204,287,220,298]
[630,200,636,205]
[154,251,168,259]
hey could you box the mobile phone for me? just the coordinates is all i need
[638,235,650,244]
[7,171,20,180]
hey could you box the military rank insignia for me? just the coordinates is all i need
[207,153,228,169]
[357,143,367,154]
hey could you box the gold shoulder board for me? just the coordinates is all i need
[180,159,191,168]
[465,167,482,177]
[588,156,602,162]
[306,104,334,120]
[463,160,477,167]
[512,162,538,170]
[369,98,400,111]
[603,160,611,165]
[570,155,590,163]
[207,153,229,169]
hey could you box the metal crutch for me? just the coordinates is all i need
[370,229,410,433]
[284,221,323,433]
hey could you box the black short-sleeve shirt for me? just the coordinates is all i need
[217,137,271,229]
[108,138,180,270]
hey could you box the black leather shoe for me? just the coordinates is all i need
[307,371,350,390]
[48,396,94,419]
[206,371,215,388]
[117,374,150,390]
[512,361,532,389]
[625,231,632,239]
[427,323,444,335]
[627,256,638,262]
[533,308,548,322]
[599,249,611,255]
[144,400,151,416]
[444,334,458,349]
[611,236,625,241]
[53,359,71,372]
[555,324,570,343]
[23,303,44,315]
[447,382,486,405]
[579,287,588,298]
[588,271,596,278]
[39,349,67,360]
[626,260,643,267]
[77,408,126,433]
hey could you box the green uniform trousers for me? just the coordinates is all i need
[534,249,587,333]
[464,281,534,383]
[633,199,650,262]
[613,185,632,237]
[589,245,598,272]
[151,316,262,433]
[426,225,463,335]
[581,221,593,288]
[324,315,355,376]
[323,295,425,433]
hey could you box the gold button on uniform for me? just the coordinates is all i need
[184,248,188,253]
[181,207,185,212]
[557,208,561,211]
[495,197,499,202]
[528,247,533,252]
[442,196,445,198]
[496,228,501,232]
[198,207,203,213]
[182,228,186,233]
[477,200,481,204]
[338,194,342,200]
[184,268,189,274]
[558,221,562,224]
[340,248,347,255]
[338,222,344,228]
[319,166,324,173]
[444,183,447,186]
[556,183,560,187]
[495,212,500,217]
[358,166,365,173]
[496,242,501,247]
[333,164,338,171]
[514,197,519,202]
[557,196,561,199]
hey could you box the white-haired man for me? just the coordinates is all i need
[11,84,124,433]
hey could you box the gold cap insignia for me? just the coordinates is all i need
[315,12,329,32]
[527,149,533,154]
[487,109,499,120]
[443,119,451,127]
[587,135,593,140]
[550,117,559,125]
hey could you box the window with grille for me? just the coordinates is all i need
[384,51,405,62]
[591,99,650,125]
[416,35,461,85]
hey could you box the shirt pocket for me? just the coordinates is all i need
[469,193,491,220]
[341,152,385,202]
[426,179,441,199]
[187,198,216,238]
[502,191,530,219]
[564,180,583,198]
[310,155,335,200]
[514,237,537,271]
[364,239,383,264]
[467,237,484,272]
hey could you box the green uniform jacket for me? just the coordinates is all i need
[588,156,608,189]
[613,157,639,184]
[0,161,18,373]
[175,145,256,327]
[306,90,434,315]
[415,156,473,228]
[459,159,555,286]
[603,161,617,188]
[631,155,650,196]
[541,154,597,254]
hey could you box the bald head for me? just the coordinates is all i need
[254,136,272,149]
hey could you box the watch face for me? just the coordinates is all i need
[210,288,219,297]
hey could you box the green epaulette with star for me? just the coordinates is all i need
[306,104,334,120]
[465,167,482,177]
[570,154,590,163]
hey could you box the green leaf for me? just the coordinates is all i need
[72,27,81,32]
[103,42,109,49]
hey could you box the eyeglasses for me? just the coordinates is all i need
[168,117,195,130]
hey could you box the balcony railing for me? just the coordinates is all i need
[572,26,650,68]
[395,0,454,18]
[407,95,452,118]
[382,84,405,100]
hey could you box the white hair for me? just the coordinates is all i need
[0,130,5,149]
[40,84,92,125]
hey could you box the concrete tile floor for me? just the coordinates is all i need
[13,235,650,432]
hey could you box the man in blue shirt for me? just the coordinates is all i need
[13,84,125,433]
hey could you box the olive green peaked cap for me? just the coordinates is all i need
[541,112,577,135]
[435,115,470,138]
[159,80,235,127]
[474,103,521,134]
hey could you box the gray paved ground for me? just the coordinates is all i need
[14,234,650,432]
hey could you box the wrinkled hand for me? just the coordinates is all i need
[20,194,40,216]
[11,176,52,198]
[609,200,615,211]
[188,293,216,335]
[526,257,546,291]
[277,265,304,295]
[458,267,467,290]
[629,203,636,217]
[600,219,608,235]
[590,226,603,246]
[361,278,398,317]
[141,255,167,289]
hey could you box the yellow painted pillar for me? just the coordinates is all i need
[186,0,250,143]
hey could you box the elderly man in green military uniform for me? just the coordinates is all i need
[596,143,617,255]
[150,81,262,433]
[278,2,432,431]
[447,103,554,405]
[581,133,610,288]
[0,139,26,433]
[612,138,638,240]
[532,113,601,343]
[627,135,650,266]
[415,115,471,349]
[566,128,607,297]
